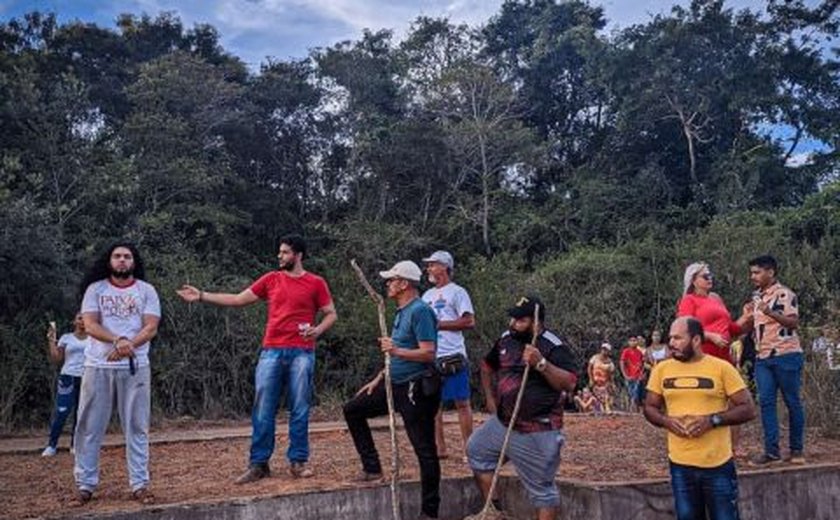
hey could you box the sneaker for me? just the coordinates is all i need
[786,450,806,465]
[41,446,57,457]
[749,453,781,467]
[289,462,314,479]
[234,464,270,484]
[352,470,384,483]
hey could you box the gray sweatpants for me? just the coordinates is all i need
[73,365,151,492]
[467,415,564,508]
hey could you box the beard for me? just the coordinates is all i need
[672,345,696,361]
[109,265,134,279]
[279,260,295,271]
[508,327,533,344]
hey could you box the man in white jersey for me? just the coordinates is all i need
[422,251,475,460]
[74,243,160,506]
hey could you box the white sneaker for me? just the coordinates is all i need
[41,446,57,457]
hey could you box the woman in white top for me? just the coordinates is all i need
[42,314,89,456]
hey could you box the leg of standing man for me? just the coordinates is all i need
[776,353,805,461]
[435,365,472,459]
[116,366,152,497]
[74,368,115,495]
[239,349,284,483]
[397,380,441,519]
[287,348,316,477]
[753,358,782,463]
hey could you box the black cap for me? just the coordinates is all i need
[507,295,546,321]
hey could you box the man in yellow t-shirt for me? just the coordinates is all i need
[644,317,756,520]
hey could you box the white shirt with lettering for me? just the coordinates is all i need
[422,282,474,358]
[81,279,161,369]
[58,333,90,377]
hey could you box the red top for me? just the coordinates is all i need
[620,347,645,380]
[250,271,333,348]
[676,293,741,363]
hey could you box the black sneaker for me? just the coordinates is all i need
[749,453,781,467]
[235,464,270,484]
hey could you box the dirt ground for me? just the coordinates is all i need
[3,414,838,519]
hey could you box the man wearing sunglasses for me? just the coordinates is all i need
[343,260,441,519]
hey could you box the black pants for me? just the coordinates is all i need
[344,377,441,518]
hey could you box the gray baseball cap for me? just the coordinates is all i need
[422,250,454,270]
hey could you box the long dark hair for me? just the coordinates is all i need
[79,242,146,297]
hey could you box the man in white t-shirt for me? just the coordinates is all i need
[74,243,160,506]
[422,250,476,460]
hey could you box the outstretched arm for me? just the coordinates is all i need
[176,284,259,307]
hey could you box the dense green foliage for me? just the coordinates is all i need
[1,1,839,430]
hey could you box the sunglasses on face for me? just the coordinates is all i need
[698,273,713,281]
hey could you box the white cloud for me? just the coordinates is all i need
[786,152,815,168]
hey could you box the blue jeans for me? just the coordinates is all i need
[48,374,82,448]
[755,352,804,457]
[250,347,315,466]
[669,459,740,520]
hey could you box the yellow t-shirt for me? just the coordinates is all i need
[646,356,746,468]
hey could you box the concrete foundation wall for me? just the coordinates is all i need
[501,463,840,520]
[85,464,840,520]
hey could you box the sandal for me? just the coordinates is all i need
[70,489,92,507]
[132,487,155,505]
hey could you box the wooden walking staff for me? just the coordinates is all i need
[350,259,401,520]
[466,304,541,520]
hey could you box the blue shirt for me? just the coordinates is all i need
[390,297,437,384]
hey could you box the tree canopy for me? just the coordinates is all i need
[1,1,838,428]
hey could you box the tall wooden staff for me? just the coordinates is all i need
[467,304,541,520]
[350,259,401,520]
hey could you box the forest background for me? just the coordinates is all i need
[1,0,839,433]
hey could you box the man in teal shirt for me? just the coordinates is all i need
[343,260,441,519]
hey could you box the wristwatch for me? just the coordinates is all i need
[710,413,724,428]
[535,357,548,372]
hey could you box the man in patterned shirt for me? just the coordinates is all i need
[744,255,805,466]
[467,296,577,520]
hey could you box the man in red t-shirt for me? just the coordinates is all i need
[620,337,646,412]
[177,235,337,483]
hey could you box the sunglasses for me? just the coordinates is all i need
[698,273,713,281]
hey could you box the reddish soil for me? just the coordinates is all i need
[3,414,838,519]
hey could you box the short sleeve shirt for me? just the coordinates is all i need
[620,347,645,380]
[484,329,577,433]
[390,298,438,384]
[754,283,801,358]
[422,282,474,358]
[250,271,333,348]
[81,279,161,368]
[58,333,89,377]
[647,356,747,468]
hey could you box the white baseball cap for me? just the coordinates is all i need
[600,342,613,351]
[379,260,423,282]
[422,250,454,270]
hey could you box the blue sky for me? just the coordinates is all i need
[2,1,774,68]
